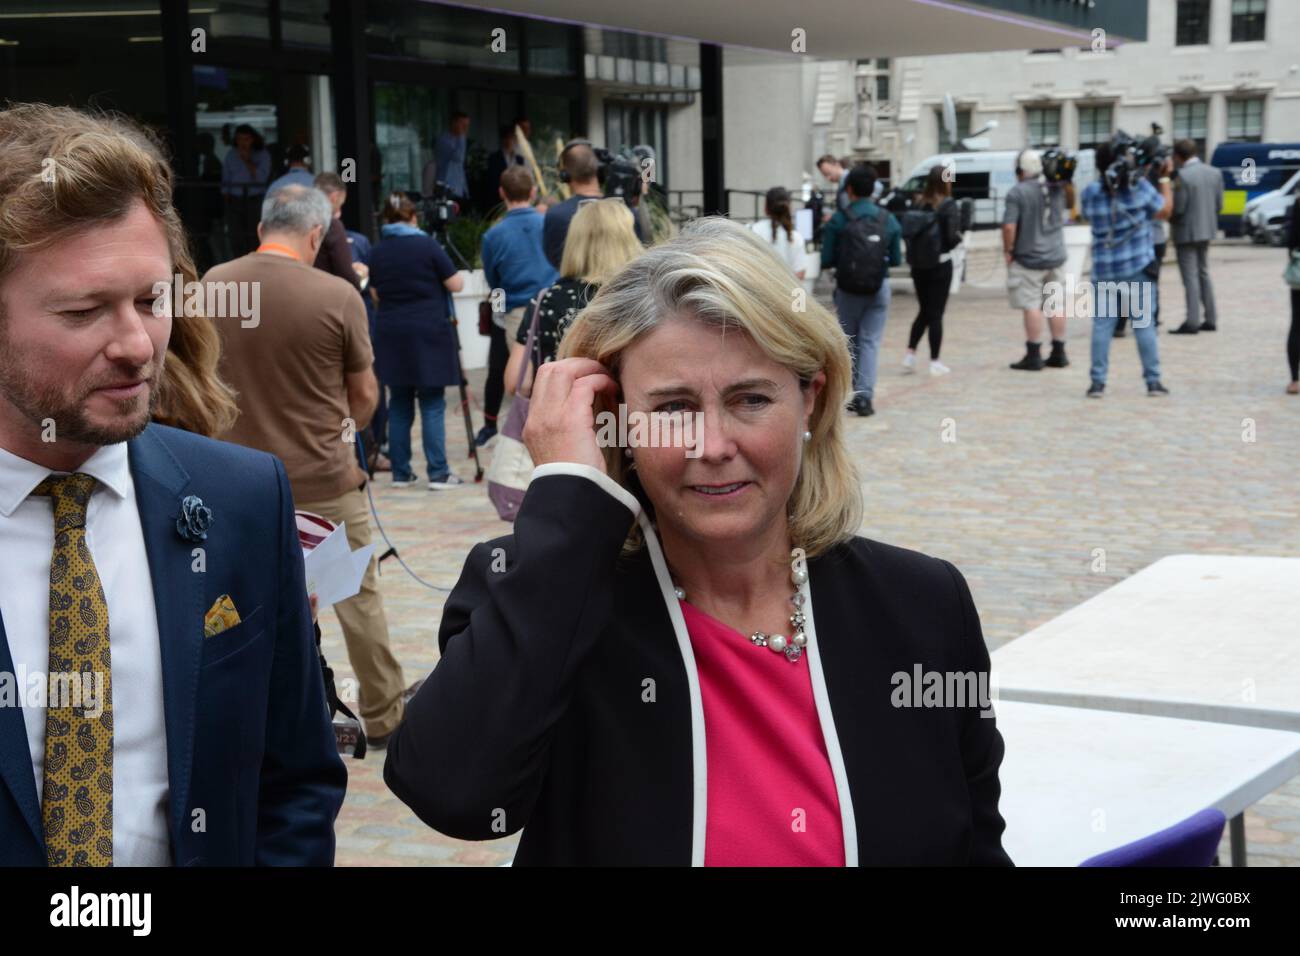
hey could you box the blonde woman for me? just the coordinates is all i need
[502,197,643,396]
[386,217,1010,866]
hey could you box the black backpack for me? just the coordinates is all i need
[901,208,942,270]
[835,206,891,294]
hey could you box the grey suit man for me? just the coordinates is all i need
[1169,139,1224,334]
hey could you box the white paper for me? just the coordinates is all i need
[302,522,377,607]
[795,207,814,244]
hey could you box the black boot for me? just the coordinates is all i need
[1010,341,1044,371]
[1044,340,1069,368]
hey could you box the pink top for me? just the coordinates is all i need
[680,599,846,867]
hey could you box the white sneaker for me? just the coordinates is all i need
[428,474,466,490]
[929,360,951,376]
[902,352,917,374]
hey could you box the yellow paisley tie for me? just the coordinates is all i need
[32,472,113,867]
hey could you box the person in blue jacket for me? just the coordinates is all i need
[477,165,557,445]
[368,192,466,489]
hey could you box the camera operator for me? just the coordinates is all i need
[1004,149,1072,371]
[544,140,644,269]
[1117,132,1170,337]
[1079,137,1174,398]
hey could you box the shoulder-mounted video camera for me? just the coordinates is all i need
[1105,128,1171,193]
[1040,147,1077,184]
[560,138,644,206]
[1104,131,1141,193]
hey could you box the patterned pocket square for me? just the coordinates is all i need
[203,594,241,638]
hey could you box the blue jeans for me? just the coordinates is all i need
[387,385,448,481]
[834,282,891,399]
[1090,270,1161,386]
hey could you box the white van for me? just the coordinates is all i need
[884,149,1095,228]
[1243,169,1299,246]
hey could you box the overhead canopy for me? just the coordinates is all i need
[440,0,1146,58]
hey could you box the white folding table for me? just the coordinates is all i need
[995,700,1300,866]
[991,554,1300,863]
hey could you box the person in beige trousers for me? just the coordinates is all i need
[207,184,412,746]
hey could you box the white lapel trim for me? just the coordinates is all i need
[638,511,709,867]
[527,465,854,866]
[800,564,859,866]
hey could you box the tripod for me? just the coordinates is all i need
[430,222,484,486]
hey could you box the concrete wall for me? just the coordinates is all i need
[722,48,813,218]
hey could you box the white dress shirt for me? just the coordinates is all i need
[0,441,171,866]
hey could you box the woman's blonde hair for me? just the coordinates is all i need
[559,216,862,558]
[0,102,238,437]
[559,198,644,286]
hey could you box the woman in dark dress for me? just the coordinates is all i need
[368,192,466,488]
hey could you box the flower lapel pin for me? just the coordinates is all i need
[176,495,214,543]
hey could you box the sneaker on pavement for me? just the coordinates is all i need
[902,352,916,374]
[1147,381,1170,397]
[392,474,420,488]
[428,473,466,490]
[929,360,951,376]
[1086,382,1105,399]
[475,424,497,447]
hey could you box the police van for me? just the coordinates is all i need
[1209,142,1300,237]
[1243,169,1299,246]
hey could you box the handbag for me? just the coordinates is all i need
[485,289,548,521]
[1285,250,1300,290]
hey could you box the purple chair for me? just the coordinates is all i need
[1080,808,1226,867]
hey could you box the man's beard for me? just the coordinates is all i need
[0,350,164,447]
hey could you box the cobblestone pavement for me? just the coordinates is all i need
[323,241,1299,866]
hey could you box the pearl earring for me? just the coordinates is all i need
[803,430,812,442]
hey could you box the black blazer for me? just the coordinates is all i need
[385,467,1011,865]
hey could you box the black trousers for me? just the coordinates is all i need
[482,320,509,422]
[1289,288,1300,382]
[908,260,954,360]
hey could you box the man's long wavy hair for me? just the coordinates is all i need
[0,102,238,437]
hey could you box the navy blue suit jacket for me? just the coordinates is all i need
[0,424,347,865]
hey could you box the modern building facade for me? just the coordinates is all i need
[0,0,1147,261]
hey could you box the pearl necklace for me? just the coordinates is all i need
[673,548,809,663]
